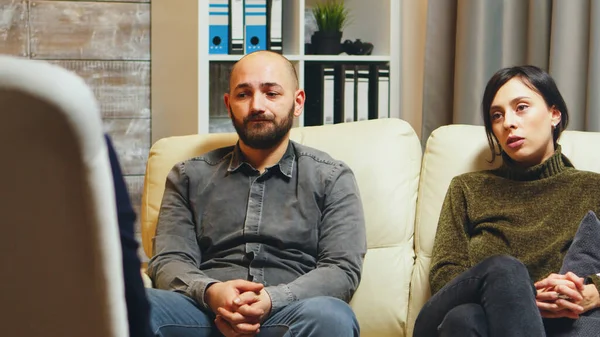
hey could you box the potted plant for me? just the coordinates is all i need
[311,0,351,55]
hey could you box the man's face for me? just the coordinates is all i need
[224,53,303,150]
[229,102,295,149]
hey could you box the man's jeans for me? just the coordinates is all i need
[146,288,359,337]
[414,255,546,337]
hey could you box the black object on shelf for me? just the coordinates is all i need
[304,61,390,126]
[342,39,374,55]
[311,31,343,55]
[304,63,326,126]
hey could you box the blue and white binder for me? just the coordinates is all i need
[230,0,244,54]
[267,0,283,53]
[378,68,390,119]
[356,67,369,121]
[344,67,356,123]
[209,0,229,54]
[244,0,267,53]
[323,67,335,124]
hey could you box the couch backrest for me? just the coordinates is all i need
[141,118,422,337]
[407,124,600,336]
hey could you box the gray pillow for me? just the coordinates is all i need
[559,211,600,277]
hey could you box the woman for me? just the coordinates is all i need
[414,65,600,336]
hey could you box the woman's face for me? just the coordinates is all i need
[489,78,561,167]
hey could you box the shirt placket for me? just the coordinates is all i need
[244,174,266,283]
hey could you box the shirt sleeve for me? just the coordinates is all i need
[264,162,367,313]
[429,176,472,295]
[146,163,220,310]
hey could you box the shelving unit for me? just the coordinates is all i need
[152,0,400,143]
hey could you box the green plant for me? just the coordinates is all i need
[312,0,351,32]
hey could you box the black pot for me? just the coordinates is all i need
[311,31,343,55]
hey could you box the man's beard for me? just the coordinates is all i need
[230,103,295,150]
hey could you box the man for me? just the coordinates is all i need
[146,51,366,337]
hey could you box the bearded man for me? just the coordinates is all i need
[146,51,366,337]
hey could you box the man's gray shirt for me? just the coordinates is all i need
[147,140,367,313]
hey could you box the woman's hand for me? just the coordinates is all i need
[535,272,584,319]
[577,284,600,313]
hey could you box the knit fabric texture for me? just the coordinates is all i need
[430,146,600,296]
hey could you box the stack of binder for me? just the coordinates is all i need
[304,63,390,126]
[209,0,283,55]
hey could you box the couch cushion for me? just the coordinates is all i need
[141,118,422,337]
[408,124,600,336]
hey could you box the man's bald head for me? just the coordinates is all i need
[229,51,299,92]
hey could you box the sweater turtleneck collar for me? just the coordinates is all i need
[498,145,574,181]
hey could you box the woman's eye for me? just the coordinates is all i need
[516,104,528,111]
[491,112,502,120]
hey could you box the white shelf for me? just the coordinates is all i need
[209,54,304,62]
[152,0,400,140]
[208,54,390,62]
[302,55,391,62]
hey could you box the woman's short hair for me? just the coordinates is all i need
[481,65,569,162]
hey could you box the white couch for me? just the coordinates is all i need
[141,118,600,337]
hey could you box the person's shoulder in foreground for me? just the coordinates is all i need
[104,134,152,337]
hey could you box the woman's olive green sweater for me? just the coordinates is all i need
[430,146,600,295]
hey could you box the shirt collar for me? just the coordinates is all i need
[227,141,295,178]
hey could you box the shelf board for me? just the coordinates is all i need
[302,55,390,62]
[208,54,304,62]
[208,54,390,62]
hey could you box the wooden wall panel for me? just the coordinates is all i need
[104,118,150,175]
[51,60,150,118]
[0,0,28,56]
[29,1,150,60]
[126,175,149,260]
[5,0,153,238]
[125,175,144,229]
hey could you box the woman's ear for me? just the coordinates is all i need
[551,106,561,127]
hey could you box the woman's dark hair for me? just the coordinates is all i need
[481,65,569,162]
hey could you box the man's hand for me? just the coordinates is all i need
[204,280,272,336]
[535,272,585,319]
[205,279,264,314]
[218,288,272,325]
[204,280,264,335]
[215,288,273,336]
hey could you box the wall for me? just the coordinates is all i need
[0,0,151,252]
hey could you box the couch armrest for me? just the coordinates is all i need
[140,268,153,288]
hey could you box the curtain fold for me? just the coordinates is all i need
[421,0,457,141]
[413,0,600,142]
[587,0,600,130]
[549,0,590,130]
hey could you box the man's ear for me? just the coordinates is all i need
[293,89,306,117]
[224,93,231,118]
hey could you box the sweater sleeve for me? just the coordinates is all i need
[429,176,472,295]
